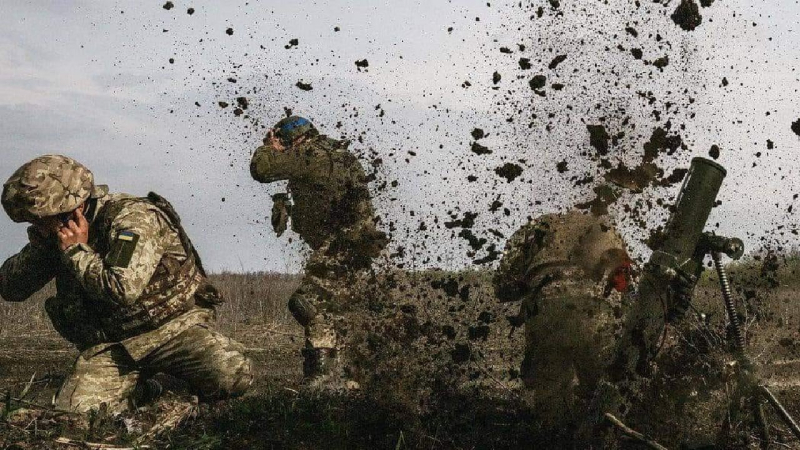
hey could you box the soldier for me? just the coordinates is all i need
[250,115,387,381]
[0,155,253,414]
[493,210,634,425]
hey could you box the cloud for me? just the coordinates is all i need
[1,0,799,274]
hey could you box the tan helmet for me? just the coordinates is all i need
[2,155,96,223]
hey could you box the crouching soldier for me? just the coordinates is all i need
[250,116,387,381]
[0,155,253,414]
[493,210,634,425]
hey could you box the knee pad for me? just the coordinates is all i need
[220,355,254,398]
[288,296,317,327]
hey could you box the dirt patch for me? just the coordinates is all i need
[548,54,568,70]
[671,0,703,31]
[587,125,611,156]
[494,163,523,183]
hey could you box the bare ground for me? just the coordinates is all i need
[1,268,800,449]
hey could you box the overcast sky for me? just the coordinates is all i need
[1,0,799,273]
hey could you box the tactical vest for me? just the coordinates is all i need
[88,192,222,342]
[502,213,633,331]
[521,212,630,287]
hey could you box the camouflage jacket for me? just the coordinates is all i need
[0,192,209,359]
[493,210,632,303]
[250,135,385,253]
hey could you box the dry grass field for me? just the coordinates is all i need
[0,258,800,449]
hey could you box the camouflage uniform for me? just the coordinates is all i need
[493,210,633,424]
[251,132,386,358]
[0,155,252,413]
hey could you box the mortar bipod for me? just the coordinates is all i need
[700,232,800,443]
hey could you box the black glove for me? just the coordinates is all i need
[666,268,699,322]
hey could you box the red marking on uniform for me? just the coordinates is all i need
[611,260,632,292]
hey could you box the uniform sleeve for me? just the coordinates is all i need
[61,203,174,306]
[0,233,58,302]
[493,222,543,302]
[250,141,335,183]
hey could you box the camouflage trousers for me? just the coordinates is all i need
[290,245,378,351]
[53,324,253,414]
[520,275,625,426]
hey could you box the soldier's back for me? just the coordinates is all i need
[287,136,377,249]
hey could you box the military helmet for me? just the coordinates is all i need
[2,155,96,223]
[273,116,317,145]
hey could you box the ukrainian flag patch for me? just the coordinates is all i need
[118,231,136,242]
[107,231,140,268]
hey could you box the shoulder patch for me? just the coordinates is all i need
[118,231,136,241]
[107,231,140,268]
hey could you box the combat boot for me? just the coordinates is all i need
[575,380,628,447]
[302,347,338,380]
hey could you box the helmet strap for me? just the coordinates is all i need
[83,198,99,223]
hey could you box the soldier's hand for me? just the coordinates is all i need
[266,129,287,152]
[57,208,90,252]
[666,269,698,322]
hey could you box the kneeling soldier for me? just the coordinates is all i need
[0,155,253,413]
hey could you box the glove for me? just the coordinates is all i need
[271,193,292,237]
[665,268,698,322]
[195,283,225,308]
